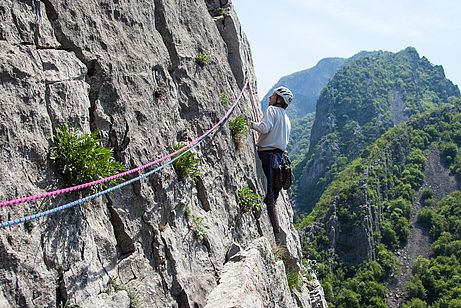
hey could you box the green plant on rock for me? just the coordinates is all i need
[219,91,231,107]
[287,268,301,290]
[172,143,203,180]
[58,300,80,308]
[183,205,191,219]
[107,276,142,308]
[191,215,208,241]
[216,7,231,16]
[229,115,249,151]
[196,51,210,66]
[50,126,126,190]
[237,187,262,214]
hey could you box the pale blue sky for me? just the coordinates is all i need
[233,0,461,100]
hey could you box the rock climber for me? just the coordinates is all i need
[251,86,293,234]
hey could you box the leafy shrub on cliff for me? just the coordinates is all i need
[107,276,142,308]
[229,115,249,151]
[191,215,208,241]
[58,300,80,308]
[172,143,203,180]
[287,269,301,290]
[196,50,210,66]
[219,91,231,107]
[237,187,262,214]
[50,126,126,189]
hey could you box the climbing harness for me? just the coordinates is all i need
[0,80,252,228]
[280,151,293,190]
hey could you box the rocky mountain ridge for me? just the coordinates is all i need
[260,57,345,118]
[295,47,460,213]
[0,1,325,307]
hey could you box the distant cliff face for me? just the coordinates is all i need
[295,47,460,213]
[0,0,325,307]
[261,57,346,118]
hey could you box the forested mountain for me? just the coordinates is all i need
[260,57,345,118]
[287,112,315,169]
[281,47,461,307]
[269,53,373,171]
[298,101,461,307]
[295,47,460,213]
[407,191,461,307]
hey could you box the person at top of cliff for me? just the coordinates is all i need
[251,86,292,234]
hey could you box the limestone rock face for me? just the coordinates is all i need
[205,237,327,308]
[0,0,325,307]
[204,237,296,308]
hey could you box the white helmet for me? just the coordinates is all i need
[273,86,293,105]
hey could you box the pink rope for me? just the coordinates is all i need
[248,82,261,122]
[1,80,249,208]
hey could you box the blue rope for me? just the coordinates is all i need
[34,0,41,21]
[1,136,211,229]
[0,80,242,230]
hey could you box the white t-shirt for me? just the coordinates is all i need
[252,106,291,151]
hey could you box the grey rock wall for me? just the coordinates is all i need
[204,238,296,308]
[205,237,327,308]
[0,0,325,307]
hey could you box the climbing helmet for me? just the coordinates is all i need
[273,86,293,105]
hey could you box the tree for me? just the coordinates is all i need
[336,288,361,308]
[403,298,427,308]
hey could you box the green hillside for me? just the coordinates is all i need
[405,191,461,307]
[287,112,315,170]
[295,47,460,213]
[297,101,461,307]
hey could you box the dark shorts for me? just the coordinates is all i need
[258,150,283,202]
